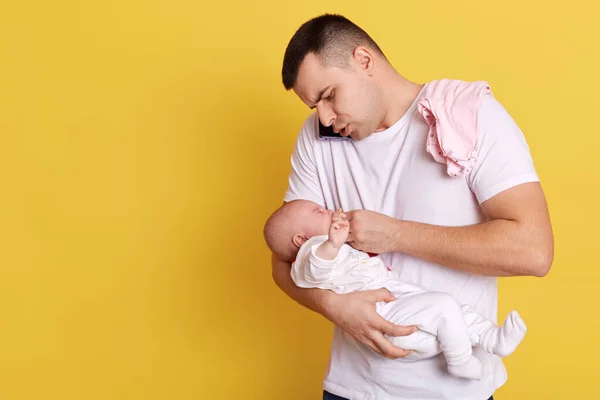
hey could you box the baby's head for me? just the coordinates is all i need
[264,200,334,261]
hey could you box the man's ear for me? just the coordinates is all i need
[292,234,309,248]
[352,46,375,75]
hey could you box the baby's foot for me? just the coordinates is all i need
[490,310,527,357]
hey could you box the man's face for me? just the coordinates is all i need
[293,52,381,141]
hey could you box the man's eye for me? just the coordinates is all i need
[326,91,334,100]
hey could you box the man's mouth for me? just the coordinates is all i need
[341,125,349,136]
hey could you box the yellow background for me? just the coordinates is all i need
[1,0,598,399]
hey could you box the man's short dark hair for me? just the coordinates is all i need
[281,14,386,90]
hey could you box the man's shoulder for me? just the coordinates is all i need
[424,77,490,86]
[288,112,322,156]
[421,78,492,102]
[296,112,319,140]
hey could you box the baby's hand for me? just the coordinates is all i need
[332,208,346,223]
[328,208,349,248]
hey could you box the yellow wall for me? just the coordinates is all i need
[1,0,597,398]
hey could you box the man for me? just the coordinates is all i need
[271,13,553,400]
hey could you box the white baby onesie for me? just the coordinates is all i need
[291,235,527,380]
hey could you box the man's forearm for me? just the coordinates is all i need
[346,183,554,277]
[271,253,334,316]
[392,218,552,277]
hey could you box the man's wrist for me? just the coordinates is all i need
[390,218,405,253]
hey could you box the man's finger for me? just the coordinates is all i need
[369,331,413,359]
[369,288,397,303]
[359,336,383,356]
[378,319,418,337]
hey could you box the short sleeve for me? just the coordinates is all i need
[283,113,325,206]
[290,235,334,288]
[467,94,540,203]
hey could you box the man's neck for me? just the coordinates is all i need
[376,72,424,132]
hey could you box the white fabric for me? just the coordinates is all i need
[291,235,396,295]
[292,235,527,381]
[283,83,539,400]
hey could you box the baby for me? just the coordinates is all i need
[264,199,527,381]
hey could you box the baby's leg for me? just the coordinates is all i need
[460,305,527,357]
[382,325,440,361]
[374,282,440,359]
[377,291,483,380]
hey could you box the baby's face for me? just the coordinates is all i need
[291,200,334,237]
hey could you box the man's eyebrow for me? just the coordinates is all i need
[309,85,331,109]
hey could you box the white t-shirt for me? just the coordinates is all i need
[283,84,539,400]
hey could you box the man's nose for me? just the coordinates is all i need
[317,104,336,127]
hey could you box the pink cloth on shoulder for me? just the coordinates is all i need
[417,79,491,177]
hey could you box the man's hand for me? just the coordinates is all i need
[324,288,417,359]
[345,210,399,254]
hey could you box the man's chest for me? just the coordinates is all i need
[313,138,482,225]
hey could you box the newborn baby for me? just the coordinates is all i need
[264,199,527,380]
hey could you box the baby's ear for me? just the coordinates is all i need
[292,234,308,248]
